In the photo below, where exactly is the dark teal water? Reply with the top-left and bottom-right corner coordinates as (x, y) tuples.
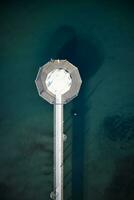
(1, 1), (134, 200)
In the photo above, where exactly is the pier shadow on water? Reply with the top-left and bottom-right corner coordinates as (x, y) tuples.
(47, 25), (104, 200)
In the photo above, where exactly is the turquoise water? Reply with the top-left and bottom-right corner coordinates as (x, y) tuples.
(1, 1), (134, 199)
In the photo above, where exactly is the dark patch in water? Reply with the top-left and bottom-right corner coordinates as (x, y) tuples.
(42, 169), (52, 176)
(103, 115), (134, 142)
(104, 156), (134, 200)
(21, 141), (53, 159)
(0, 182), (13, 200)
